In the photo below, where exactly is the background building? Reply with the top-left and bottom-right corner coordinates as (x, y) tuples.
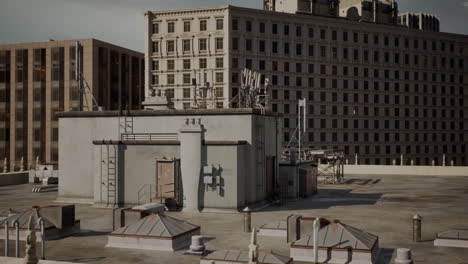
(263, 0), (340, 17)
(398, 12), (440, 32)
(0, 39), (144, 171)
(145, 3), (468, 166)
(339, 0), (398, 24)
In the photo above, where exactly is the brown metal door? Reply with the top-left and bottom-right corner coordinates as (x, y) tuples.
(155, 159), (182, 205)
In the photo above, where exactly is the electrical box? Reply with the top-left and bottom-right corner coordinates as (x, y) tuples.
(203, 166), (213, 175)
(204, 176), (213, 185)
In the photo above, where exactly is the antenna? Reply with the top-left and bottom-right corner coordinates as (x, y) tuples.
(76, 41), (101, 111)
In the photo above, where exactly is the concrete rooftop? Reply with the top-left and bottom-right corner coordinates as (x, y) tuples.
(0, 174), (467, 263)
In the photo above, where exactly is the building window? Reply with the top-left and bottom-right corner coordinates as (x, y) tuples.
(246, 21), (252, 32)
(259, 40), (266, 52)
(309, 28), (314, 38)
(216, 38), (224, 50)
(168, 22), (175, 33)
(320, 46), (326, 57)
(200, 20), (207, 31)
(167, 40), (175, 52)
(232, 19), (238, 30)
(296, 26), (302, 37)
(183, 39), (191, 51)
(152, 23), (159, 34)
(183, 88), (191, 99)
(216, 58), (223, 68)
(199, 39), (207, 51)
(216, 19), (224, 30)
(167, 60), (175, 70)
(183, 59), (191, 70)
(215, 87), (224, 97)
(152, 41), (159, 53)
(152, 60), (159, 71)
(296, 44), (302, 55)
(152, 75), (159, 85)
(183, 74), (191, 84)
(272, 23), (278, 34)
(52, 128), (59, 142)
(184, 21), (191, 32)
(199, 58), (207, 69)
(232, 38), (239, 50)
(215, 72), (224, 83)
(246, 39), (252, 51)
(260, 22), (265, 33)
(166, 88), (174, 98)
(167, 74), (175, 85)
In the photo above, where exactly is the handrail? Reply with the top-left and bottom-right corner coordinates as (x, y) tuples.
(12, 220), (19, 258)
(37, 218), (45, 260)
(121, 133), (178, 142)
(137, 184), (153, 205)
(4, 221), (8, 257)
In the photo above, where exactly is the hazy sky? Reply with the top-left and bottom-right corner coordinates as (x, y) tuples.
(1, 0), (467, 52)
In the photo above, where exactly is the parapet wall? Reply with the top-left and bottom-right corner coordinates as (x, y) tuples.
(343, 165), (468, 177)
(0, 172), (30, 186)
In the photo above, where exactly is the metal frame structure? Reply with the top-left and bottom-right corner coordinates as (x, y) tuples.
(282, 148), (345, 184)
(226, 68), (270, 113)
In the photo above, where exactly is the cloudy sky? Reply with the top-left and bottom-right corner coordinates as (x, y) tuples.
(0, 0), (467, 52)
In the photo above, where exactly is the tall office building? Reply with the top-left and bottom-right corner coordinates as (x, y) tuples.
(0, 39), (144, 171)
(144, 1), (468, 166)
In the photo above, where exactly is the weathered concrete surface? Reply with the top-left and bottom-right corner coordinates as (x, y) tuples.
(0, 257), (74, 263)
(1, 174), (468, 264)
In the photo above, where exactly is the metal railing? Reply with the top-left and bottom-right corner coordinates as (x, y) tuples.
(137, 184), (154, 205)
(121, 133), (178, 141)
(3, 219), (45, 258)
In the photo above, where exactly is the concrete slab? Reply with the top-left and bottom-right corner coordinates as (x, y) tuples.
(1, 174), (468, 263)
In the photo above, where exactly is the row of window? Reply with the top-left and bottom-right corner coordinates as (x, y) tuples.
(230, 39), (465, 69)
(272, 102), (465, 117)
(280, 117), (464, 130)
(152, 18), (466, 53)
(152, 19), (224, 34)
(151, 72), (224, 85)
(231, 19), (465, 53)
(152, 38), (224, 53)
(151, 58), (224, 71)
(294, 132), (465, 145)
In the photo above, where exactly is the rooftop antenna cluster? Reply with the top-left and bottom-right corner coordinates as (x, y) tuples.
(227, 68), (269, 114)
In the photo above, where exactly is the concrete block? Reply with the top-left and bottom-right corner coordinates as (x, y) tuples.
(287, 214), (302, 243)
(434, 238), (468, 248)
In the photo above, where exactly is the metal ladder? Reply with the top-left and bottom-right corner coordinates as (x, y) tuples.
(106, 145), (117, 207)
(119, 109), (134, 140)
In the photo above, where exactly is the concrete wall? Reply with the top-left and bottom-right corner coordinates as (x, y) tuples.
(58, 116), (119, 203)
(0, 172), (29, 186)
(58, 110), (279, 210)
(344, 165), (468, 177)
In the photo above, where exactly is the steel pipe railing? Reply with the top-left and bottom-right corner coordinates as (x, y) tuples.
(4, 221), (9, 257)
(37, 218), (45, 260)
(12, 220), (19, 258)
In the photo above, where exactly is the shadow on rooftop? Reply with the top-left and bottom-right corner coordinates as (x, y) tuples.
(56, 257), (106, 263)
(70, 230), (109, 238)
(263, 189), (383, 212)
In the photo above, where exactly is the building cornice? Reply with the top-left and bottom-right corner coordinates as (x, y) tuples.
(149, 6), (229, 16)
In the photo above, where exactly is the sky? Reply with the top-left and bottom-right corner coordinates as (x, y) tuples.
(0, 0), (467, 52)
